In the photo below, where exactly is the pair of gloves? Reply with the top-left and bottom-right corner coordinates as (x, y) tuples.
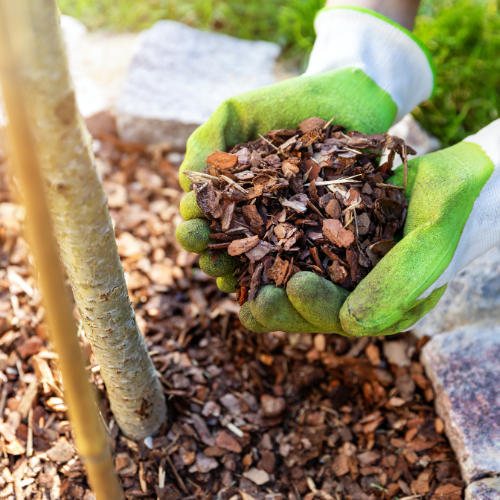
(176, 7), (500, 336)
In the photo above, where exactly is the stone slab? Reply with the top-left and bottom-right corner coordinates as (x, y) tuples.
(413, 245), (500, 337)
(421, 326), (500, 483)
(466, 478), (500, 500)
(115, 20), (280, 147)
(61, 15), (138, 117)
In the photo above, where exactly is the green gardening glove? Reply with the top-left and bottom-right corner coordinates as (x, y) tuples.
(340, 121), (500, 336)
(176, 7), (435, 334)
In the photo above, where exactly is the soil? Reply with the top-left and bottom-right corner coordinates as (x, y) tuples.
(0, 112), (463, 500)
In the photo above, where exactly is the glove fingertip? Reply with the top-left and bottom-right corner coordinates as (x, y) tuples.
(175, 219), (211, 254)
(180, 191), (205, 220)
(287, 272), (350, 335)
(217, 273), (238, 293)
(239, 302), (270, 333)
(199, 250), (237, 277)
(250, 285), (323, 334)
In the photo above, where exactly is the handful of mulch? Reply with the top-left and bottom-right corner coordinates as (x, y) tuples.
(184, 117), (415, 305)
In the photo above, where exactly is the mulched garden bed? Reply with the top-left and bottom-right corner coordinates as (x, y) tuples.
(0, 113), (463, 500)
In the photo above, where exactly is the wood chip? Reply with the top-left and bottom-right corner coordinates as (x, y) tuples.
(323, 219), (355, 248)
(206, 151), (239, 170)
(228, 235), (259, 256)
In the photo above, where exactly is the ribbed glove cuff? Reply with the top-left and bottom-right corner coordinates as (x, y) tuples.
(304, 7), (435, 123)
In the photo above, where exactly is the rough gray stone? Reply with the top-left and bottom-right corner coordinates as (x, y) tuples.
(421, 326), (500, 483)
(413, 245), (500, 337)
(61, 15), (138, 117)
(466, 478), (500, 500)
(116, 21), (280, 147)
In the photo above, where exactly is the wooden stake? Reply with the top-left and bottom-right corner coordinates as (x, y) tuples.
(0, 2), (123, 498)
(0, 0), (166, 440)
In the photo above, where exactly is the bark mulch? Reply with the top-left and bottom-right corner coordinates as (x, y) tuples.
(0, 112), (463, 500)
(186, 117), (412, 302)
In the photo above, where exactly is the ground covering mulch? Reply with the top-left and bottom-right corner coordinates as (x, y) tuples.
(0, 113), (463, 500)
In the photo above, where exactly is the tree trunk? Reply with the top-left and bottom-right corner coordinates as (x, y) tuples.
(0, 4), (124, 496)
(19, 0), (166, 440)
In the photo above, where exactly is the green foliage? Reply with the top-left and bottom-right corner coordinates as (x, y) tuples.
(413, 0), (500, 146)
(58, 0), (500, 145)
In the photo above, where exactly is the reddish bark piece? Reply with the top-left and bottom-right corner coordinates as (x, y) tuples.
(374, 198), (403, 223)
(242, 205), (264, 227)
(206, 150), (238, 170)
(243, 468), (270, 486)
(188, 453), (219, 473)
(261, 395), (285, 417)
(305, 159), (321, 181)
(282, 161), (300, 179)
(345, 188), (361, 206)
(194, 182), (220, 217)
(370, 239), (396, 257)
(299, 117), (327, 133)
(17, 336), (43, 358)
(46, 437), (75, 464)
(274, 223), (291, 240)
(327, 261), (348, 283)
(323, 219), (355, 248)
(221, 202), (236, 232)
(216, 431), (242, 453)
(310, 247), (323, 270)
(356, 212), (371, 236)
(267, 256), (289, 286)
(308, 179), (319, 202)
(249, 262), (263, 302)
(332, 454), (350, 477)
(362, 183), (373, 195)
(245, 241), (272, 262)
(228, 236), (259, 256)
(325, 199), (341, 219)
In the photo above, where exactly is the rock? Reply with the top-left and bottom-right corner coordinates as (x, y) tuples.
(46, 437), (75, 464)
(116, 21), (280, 147)
(466, 478), (500, 499)
(421, 326), (500, 483)
(413, 245), (500, 337)
(61, 15), (138, 117)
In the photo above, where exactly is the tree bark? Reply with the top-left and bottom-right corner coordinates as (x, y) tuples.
(19, 0), (166, 439)
(0, 4), (125, 496)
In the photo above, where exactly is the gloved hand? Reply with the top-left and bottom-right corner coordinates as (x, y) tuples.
(175, 7), (435, 333)
(339, 120), (500, 336)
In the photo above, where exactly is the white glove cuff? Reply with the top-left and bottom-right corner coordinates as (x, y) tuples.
(420, 119), (500, 299)
(304, 8), (435, 123)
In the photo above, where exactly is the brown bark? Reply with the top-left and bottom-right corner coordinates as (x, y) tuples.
(14, 0), (166, 439)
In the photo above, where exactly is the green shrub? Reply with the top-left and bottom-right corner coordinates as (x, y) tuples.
(414, 0), (500, 146)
